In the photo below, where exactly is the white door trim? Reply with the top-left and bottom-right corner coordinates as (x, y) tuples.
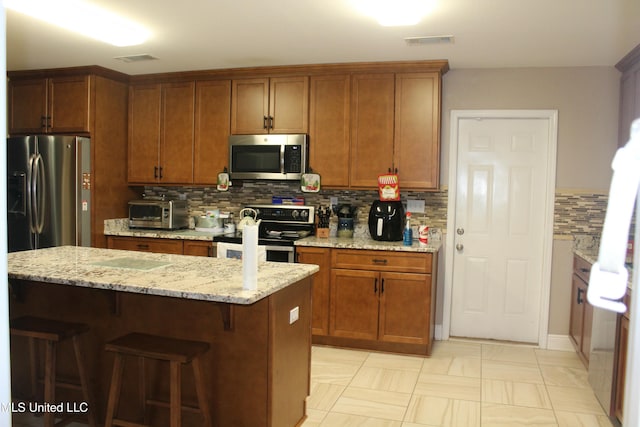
(443, 110), (558, 348)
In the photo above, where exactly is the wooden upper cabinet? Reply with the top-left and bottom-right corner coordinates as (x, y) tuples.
(350, 73), (395, 188)
(9, 75), (90, 134)
(349, 72), (442, 190)
(231, 76), (308, 134)
(394, 73), (441, 190)
(160, 82), (195, 184)
(309, 75), (350, 187)
(128, 82), (195, 184)
(194, 80), (231, 184)
(128, 84), (162, 183)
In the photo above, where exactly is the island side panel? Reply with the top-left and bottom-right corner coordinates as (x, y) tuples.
(268, 276), (312, 427)
(8, 278), (312, 427)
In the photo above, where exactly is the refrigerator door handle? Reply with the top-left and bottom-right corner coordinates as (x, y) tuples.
(34, 153), (46, 234)
(27, 154), (37, 233)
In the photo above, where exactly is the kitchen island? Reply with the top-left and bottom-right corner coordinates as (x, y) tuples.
(8, 246), (318, 427)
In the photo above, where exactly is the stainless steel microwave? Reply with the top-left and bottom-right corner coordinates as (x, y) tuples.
(128, 199), (189, 230)
(228, 134), (308, 180)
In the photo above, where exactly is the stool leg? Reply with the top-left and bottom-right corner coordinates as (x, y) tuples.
(104, 354), (124, 427)
(138, 356), (148, 424)
(43, 340), (56, 427)
(169, 361), (181, 427)
(72, 335), (97, 427)
(28, 337), (39, 402)
(191, 357), (212, 427)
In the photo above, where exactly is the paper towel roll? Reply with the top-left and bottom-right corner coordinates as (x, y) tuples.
(242, 224), (259, 290)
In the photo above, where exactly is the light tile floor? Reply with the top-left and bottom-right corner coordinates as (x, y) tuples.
(12, 340), (615, 427)
(302, 340), (616, 427)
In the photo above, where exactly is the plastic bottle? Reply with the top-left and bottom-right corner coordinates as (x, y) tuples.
(403, 212), (413, 246)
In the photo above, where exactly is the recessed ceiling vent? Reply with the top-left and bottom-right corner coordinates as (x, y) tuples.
(114, 54), (159, 63)
(404, 35), (454, 46)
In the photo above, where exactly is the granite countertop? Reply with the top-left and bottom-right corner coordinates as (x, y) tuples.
(7, 246), (319, 305)
(105, 218), (442, 253)
(295, 236), (442, 253)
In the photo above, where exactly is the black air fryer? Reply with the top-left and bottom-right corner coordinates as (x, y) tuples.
(368, 200), (404, 241)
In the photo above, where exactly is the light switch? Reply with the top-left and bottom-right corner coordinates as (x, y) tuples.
(407, 199), (425, 213)
(289, 306), (299, 324)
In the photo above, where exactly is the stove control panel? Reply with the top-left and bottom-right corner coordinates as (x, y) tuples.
(245, 205), (315, 224)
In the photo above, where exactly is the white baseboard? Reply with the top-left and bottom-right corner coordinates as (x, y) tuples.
(435, 324), (443, 340)
(546, 334), (574, 351)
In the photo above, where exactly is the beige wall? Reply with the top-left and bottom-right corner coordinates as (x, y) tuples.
(438, 67), (620, 338)
(441, 67), (621, 190)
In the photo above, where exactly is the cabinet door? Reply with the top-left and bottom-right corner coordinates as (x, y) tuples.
(8, 78), (48, 134)
(329, 269), (379, 340)
(106, 236), (183, 254)
(309, 75), (350, 187)
(269, 76), (309, 134)
(350, 73), (395, 188)
(615, 314), (629, 422)
(378, 272), (430, 344)
(394, 73), (440, 190)
(231, 78), (269, 134)
(183, 241), (214, 257)
(128, 84), (162, 183)
(48, 75), (90, 133)
(582, 293), (593, 363)
(569, 274), (584, 352)
(194, 80), (231, 184)
(296, 247), (331, 336)
(160, 82), (195, 184)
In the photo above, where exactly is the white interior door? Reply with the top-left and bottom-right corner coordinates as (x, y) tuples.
(445, 111), (557, 344)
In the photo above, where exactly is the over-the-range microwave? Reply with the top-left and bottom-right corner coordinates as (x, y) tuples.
(228, 134), (308, 180)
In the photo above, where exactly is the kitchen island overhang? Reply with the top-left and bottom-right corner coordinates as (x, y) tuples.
(7, 246), (319, 427)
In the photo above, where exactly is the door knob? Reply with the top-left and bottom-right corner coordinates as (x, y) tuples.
(456, 228), (465, 235)
(456, 243), (464, 251)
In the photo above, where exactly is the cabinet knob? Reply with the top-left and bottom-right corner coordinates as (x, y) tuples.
(456, 243), (464, 251)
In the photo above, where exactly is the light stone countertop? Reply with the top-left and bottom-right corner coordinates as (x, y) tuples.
(295, 236), (442, 253)
(7, 246), (319, 305)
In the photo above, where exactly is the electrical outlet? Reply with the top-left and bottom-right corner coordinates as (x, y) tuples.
(407, 199), (425, 213)
(330, 197), (338, 207)
(289, 306), (299, 324)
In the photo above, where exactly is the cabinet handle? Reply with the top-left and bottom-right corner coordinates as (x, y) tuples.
(374, 278), (378, 293)
(579, 268), (590, 274)
(137, 244), (150, 250)
(269, 116), (274, 129)
(372, 259), (388, 265)
(159, 166), (163, 179)
(154, 166), (158, 179)
(381, 278), (385, 294)
(263, 116), (268, 129)
(577, 287), (584, 304)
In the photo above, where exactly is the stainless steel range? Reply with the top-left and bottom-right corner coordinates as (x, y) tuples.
(213, 205), (315, 263)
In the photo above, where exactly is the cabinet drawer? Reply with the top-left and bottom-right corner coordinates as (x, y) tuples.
(107, 236), (184, 254)
(573, 255), (591, 283)
(332, 249), (431, 273)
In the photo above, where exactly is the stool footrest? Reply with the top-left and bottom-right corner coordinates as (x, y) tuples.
(105, 333), (209, 362)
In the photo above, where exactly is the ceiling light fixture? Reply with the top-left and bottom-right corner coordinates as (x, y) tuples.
(351, 0), (437, 26)
(5, 0), (150, 47)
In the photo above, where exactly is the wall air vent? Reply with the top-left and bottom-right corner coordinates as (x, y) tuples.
(404, 35), (454, 46)
(114, 54), (159, 63)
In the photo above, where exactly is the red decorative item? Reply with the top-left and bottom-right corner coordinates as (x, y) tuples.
(377, 174), (400, 201)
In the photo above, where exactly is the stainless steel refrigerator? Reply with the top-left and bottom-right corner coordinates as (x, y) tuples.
(7, 135), (91, 252)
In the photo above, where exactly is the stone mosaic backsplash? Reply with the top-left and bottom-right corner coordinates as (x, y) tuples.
(143, 184), (613, 238)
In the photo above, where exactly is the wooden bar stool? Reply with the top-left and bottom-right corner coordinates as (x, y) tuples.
(104, 332), (212, 427)
(9, 316), (97, 427)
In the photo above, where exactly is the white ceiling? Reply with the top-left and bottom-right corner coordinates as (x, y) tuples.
(6, 0), (640, 75)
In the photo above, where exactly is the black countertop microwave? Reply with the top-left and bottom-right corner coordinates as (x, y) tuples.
(228, 134), (308, 180)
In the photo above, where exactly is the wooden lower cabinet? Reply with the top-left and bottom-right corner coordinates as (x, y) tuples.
(569, 255), (593, 366)
(107, 236), (183, 254)
(184, 240), (215, 257)
(614, 289), (631, 423)
(295, 247), (331, 336)
(309, 248), (437, 355)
